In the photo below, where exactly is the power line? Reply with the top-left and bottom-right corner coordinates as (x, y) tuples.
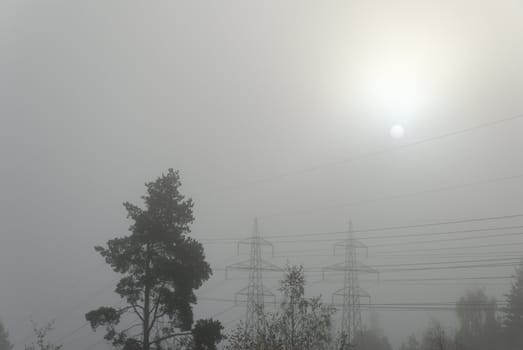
(290, 224), (523, 242)
(346, 257), (521, 268)
(246, 229), (523, 246)
(286, 257), (521, 271)
(374, 241), (523, 254)
(366, 231), (523, 248)
(12, 261), (110, 328)
(195, 113), (523, 197)
(53, 322), (90, 345)
(224, 275), (516, 285)
(274, 252), (523, 260)
(197, 213), (523, 242)
(216, 260), (520, 274)
(275, 241), (523, 256)
(197, 297), (507, 307)
(13, 277), (118, 349)
(261, 172), (523, 220)
(310, 262), (519, 273)
(271, 213), (523, 238)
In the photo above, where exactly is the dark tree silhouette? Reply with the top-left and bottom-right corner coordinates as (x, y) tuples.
(0, 321), (13, 350)
(192, 319), (224, 350)
(85, 169), (211, 350)
(503, 257), (523, 349)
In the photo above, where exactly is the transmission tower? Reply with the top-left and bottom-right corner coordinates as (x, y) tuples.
(226, 217), (281, 343)
(322, 221), (378, 350)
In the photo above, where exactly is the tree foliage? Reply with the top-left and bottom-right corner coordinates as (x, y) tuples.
(225, 265), (334, 350)
(503, 257), (523, 349)
(421, 320), (453, 350)
(24, 321), (62, 350)
(224, 321), (257, 350)
(192, 319), (224, 350)
(355, 312), (393, 350)
(354, 329), (393, 350)
(0, 321), (13, 350)
(85, 170), (212, 350)
(455, 288), (499, 350)
(399, 334), (421, 350)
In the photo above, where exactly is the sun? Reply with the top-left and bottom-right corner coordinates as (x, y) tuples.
(389, 124), (405, 139)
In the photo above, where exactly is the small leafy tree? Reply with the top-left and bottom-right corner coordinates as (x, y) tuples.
(24, 321), (62, 350)
(224, 321), (256, 350)
(0, 321), (13, 350)
(225, 265), (334, 350)
(503, 257), (523, 349)
(85, 170), (212, 350)
(272, 265), (334, 350)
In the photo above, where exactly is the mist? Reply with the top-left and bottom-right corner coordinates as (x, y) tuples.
(2, 1), (523, 349)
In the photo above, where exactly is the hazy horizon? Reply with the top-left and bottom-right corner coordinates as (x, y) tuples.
(2, 1), (523, 349)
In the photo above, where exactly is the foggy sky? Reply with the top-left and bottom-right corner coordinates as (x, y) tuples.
(2, 1), (523, 349)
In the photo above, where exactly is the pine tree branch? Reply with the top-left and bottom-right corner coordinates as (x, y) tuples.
(148, 331), (193, 345)
(148, 284), (166, 333)
(130, 303), (145, 323)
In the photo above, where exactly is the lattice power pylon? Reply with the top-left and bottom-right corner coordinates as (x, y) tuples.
(323, 221), (378, 350)
(226, 217), (280, 345)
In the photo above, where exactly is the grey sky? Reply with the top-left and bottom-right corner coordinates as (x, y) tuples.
(2, 1), (523, 349)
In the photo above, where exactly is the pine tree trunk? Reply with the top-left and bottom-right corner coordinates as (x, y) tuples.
(143, 243), (152, 350)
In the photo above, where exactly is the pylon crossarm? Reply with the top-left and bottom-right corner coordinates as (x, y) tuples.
(356, 287), (370, 299)
(333, 238), (367, 249)
(355, 262), (379, 274)
(237, 237), (273, 249)
(332, 286), (371, 299)
(226, 260), (251, 271)
(257, 237), (274, 246)
(235, 286), (249, 295)
(236, 287), (276, 298)
(323, 262), (346, 271)
(334, 243), (367, 256)
(323, 266), (375, 273)
(234, 287), (249, 305)
(256, 237), (276, 257)
(260, 259), (282, 271)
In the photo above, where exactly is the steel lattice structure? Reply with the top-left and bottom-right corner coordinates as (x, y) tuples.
(226, 217), (280, 345)
(323, 221), (378, 350)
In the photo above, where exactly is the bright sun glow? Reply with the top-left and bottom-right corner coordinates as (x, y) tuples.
(389, 124), (405, 139)
(363, 57), (427, 119)
(328, 39), (458, 136)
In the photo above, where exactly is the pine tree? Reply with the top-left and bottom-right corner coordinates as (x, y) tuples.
(85, 169), (212, 350)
